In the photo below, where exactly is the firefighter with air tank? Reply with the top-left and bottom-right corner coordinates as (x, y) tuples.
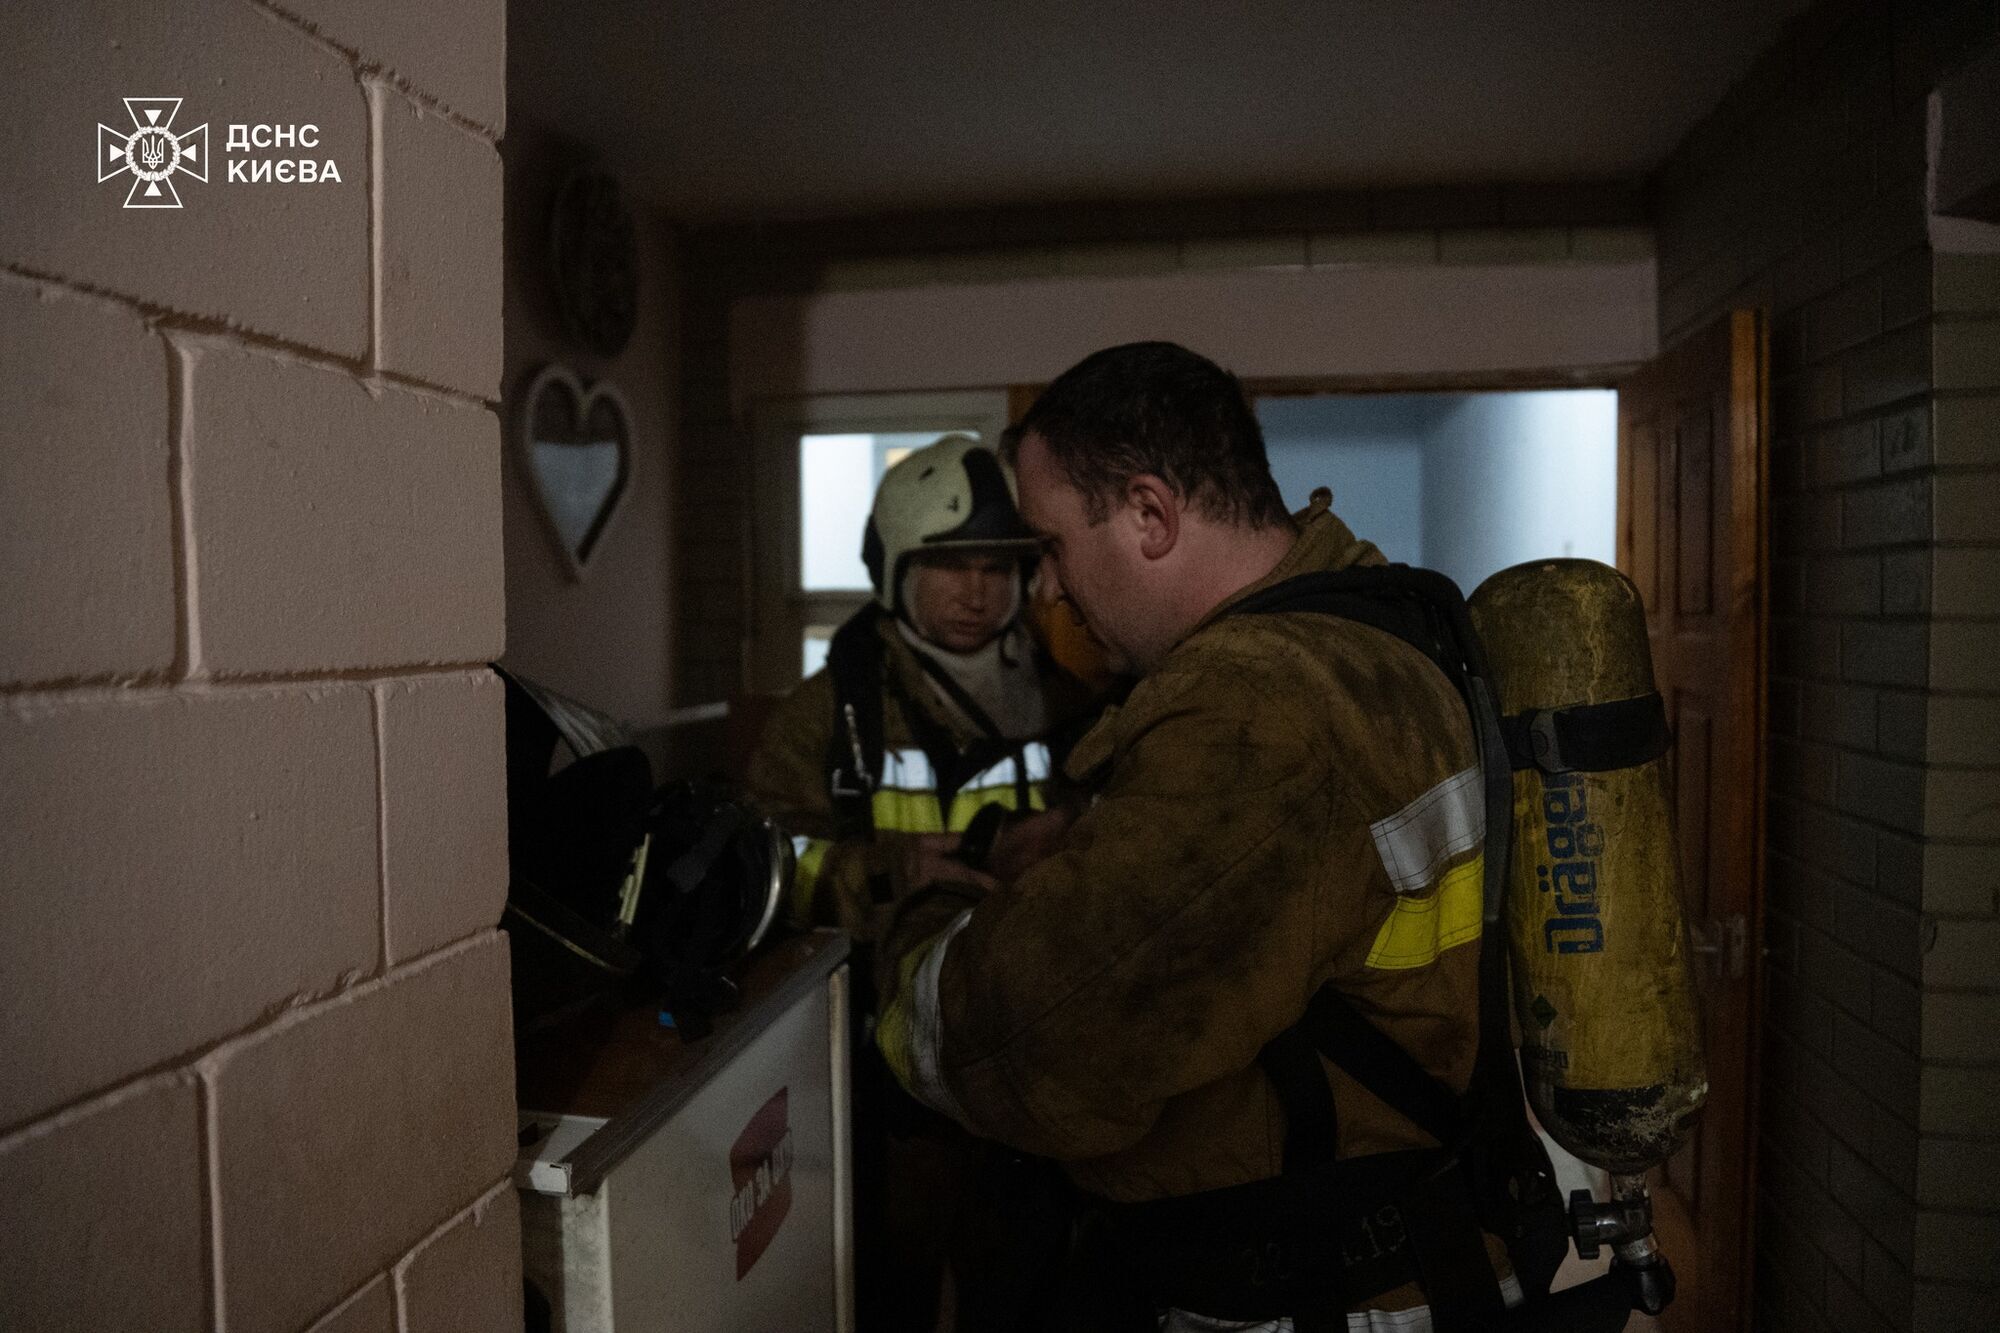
(864, 343), (1706, 1332)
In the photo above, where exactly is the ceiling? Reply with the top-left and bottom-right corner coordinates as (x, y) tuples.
(511, 0), (1808, 224)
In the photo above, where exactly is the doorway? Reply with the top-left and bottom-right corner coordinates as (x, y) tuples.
(1252, 388), (1620, 594)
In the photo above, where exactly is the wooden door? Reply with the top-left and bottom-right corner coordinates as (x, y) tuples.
(1007, 383), (1043, 424)
(1616, 310), (1768, 1332)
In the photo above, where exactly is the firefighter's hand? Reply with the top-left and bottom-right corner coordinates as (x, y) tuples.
(986, 807), (1077, 885)
(886, 831), (999, 898)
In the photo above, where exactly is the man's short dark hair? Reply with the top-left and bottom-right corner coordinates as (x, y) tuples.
(1006, 342), (1290, 529)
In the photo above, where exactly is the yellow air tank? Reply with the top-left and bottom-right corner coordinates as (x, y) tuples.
(1468, 559), (1707, 1176)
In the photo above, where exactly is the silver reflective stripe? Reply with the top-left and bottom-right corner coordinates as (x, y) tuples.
(906, 910), (974, 1125)
(790, 834), (811, 859)
(1368, 765), (1484, 897)
(961, 754), (1019, 793)
(881, 747), (937, 791)
(1020, 741), (1052, 782)
(961, 742), (1052, 794)
(885, 743), (1050, 795)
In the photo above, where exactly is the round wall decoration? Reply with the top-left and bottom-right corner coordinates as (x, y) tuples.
(549, 170), (639, 358)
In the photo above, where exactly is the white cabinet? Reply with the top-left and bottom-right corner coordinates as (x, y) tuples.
(516, 933), (853, 1332)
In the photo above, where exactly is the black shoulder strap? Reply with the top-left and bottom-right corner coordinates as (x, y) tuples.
(824, 608), (1022, 849)
(825, 607), (888, 841)
(1301, 988), (1464, 1146)
(1226, 563), (1570, 1304)
(1226, 566), (1490, 688)
(1227, 566), (1501, 1136)
(1227, 563), (1513, 929)
(1256, 1023), (1341, 1173)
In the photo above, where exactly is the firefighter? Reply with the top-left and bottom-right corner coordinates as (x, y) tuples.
(748, 432), (1092, 933)
(748, 431), (1093, 1331)
(875, 344), (1530, 1332)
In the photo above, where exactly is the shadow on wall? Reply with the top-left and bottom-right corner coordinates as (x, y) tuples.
(499, 117), (682, 729)
(1256, 389), (1619, 593)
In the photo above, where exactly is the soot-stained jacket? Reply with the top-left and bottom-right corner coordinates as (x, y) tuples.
(876, 498), (1489, 1219)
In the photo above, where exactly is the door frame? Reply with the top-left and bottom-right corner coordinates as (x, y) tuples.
(1241, 365), (1639, 399)
(1614, 309), (1769, 1332)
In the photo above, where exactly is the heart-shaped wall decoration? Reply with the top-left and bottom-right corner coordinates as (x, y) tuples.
(516, 364), (632, 579)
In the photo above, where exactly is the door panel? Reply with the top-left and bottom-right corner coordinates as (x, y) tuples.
(1679, 416), (1715, 617)
(1616, 310), (1767, 1333)
(1622, 420), (1660, 610)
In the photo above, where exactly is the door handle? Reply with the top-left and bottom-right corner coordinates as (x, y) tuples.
(1689, 913), (1749, 981)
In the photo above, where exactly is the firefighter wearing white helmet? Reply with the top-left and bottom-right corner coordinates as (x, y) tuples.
(751, 432), (1088, 931)
(747, 433), (1094, 1329)
(866, 432), (1037, 608)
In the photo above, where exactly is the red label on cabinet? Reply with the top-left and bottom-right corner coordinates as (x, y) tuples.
(728, 1086), (794, 1279)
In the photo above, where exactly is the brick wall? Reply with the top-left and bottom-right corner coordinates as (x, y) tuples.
(0, 2), (517, 1330)
(1651, 1), (2000, 1329)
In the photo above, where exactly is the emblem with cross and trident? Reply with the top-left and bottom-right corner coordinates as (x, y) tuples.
(97, 98), (208, 209)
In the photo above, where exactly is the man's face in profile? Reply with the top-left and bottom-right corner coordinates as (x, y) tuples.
(1014, 431), (1142, 676)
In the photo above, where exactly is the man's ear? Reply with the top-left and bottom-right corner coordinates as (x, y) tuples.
(1126, 474), (1180, 561)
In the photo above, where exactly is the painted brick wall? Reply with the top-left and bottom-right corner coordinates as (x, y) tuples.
(1651, 1), (2000, 1329)
(0, 2), (518, 1330)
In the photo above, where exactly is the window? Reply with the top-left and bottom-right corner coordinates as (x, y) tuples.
(802, 623), (836, 678)
(1253, 389), (1617, 594)
(799, 433), (943, 591)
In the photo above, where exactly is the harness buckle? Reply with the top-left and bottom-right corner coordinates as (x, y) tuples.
(1526, 710), (1567, 773)
(834, 702), (876, 799)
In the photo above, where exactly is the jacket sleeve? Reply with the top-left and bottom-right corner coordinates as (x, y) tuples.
(877, 649), (1353, 1160)
(745, 672), (888, 935)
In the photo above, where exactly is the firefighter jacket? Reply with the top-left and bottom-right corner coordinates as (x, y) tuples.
(747, 612), (1091, 938)
(875, 497), (1489, 1212)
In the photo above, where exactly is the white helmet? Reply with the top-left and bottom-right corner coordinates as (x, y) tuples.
(862, 434), (1040, 613)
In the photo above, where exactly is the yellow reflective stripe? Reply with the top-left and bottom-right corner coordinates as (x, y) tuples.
(871, 788), (946, 833)
(791, 837), (831, 921)
(1366, 854), (1485, 970)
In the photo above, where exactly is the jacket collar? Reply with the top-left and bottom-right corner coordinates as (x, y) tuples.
(1063, 493), (1385, 782)
(1192, 492), (1387, 636)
